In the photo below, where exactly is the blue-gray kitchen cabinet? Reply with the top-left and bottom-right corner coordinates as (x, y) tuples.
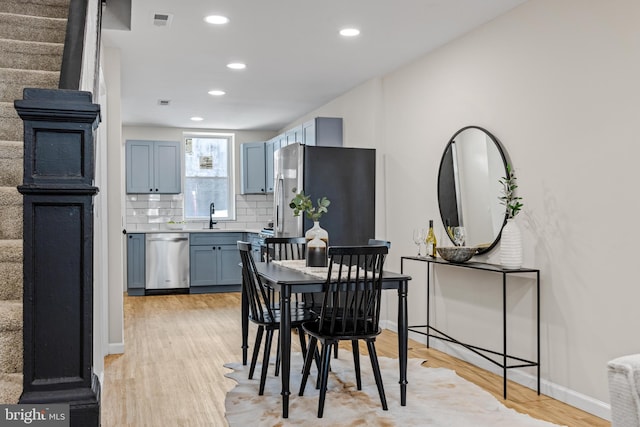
(265, 140), (275, 193)
(126, 233), (145, 296)
(240, 142), (267, 194)
(189, 232), (243, 293)
(302, 117), (343, 147)
(126, 140), (181, 194)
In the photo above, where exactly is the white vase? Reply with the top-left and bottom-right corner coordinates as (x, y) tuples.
(500, 218), (523, 269)
(305, 221), (328, 267)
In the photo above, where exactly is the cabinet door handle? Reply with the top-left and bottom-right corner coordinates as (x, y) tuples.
(149, 188), (153, 192)
(212, 247), (216, 250)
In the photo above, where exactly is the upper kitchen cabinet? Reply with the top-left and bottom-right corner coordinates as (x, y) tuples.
(126, 140), (181, 194)
(285, 125), (303, 145)
(278, 133), (287, 149)
(240, 142), (267, 194)
(302, 117), (343, 147)
(265, 139), (275, 193)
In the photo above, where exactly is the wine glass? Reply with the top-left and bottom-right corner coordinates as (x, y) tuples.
(452, 226), (466, 247)
(412, 228), (425, 256)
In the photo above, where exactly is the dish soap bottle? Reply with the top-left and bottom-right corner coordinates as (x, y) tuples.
(425, 219), (437, 257)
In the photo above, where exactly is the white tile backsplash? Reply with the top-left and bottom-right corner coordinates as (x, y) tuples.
(125, 193), (273, 231)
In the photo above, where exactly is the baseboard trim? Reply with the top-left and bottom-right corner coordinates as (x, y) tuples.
(108, 342), (124, 355)
(381, 320), (611, 421)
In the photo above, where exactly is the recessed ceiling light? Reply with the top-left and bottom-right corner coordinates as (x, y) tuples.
(190, 116), (204, 121)
(208, 90), (226, 96)
(339, 28), (360, 37)
(227, 62), (246, 70)
(204, 15), (229, 25)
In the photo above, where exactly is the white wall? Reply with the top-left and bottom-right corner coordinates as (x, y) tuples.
(284, 0), (640, 418)
(103, 46), (125, 354)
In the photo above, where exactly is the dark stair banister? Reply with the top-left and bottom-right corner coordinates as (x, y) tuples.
(16, 89), (101, 427)
(59, 0), (102, 94)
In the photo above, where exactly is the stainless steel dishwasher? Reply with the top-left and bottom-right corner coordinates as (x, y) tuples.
(145, 233), (189, 290)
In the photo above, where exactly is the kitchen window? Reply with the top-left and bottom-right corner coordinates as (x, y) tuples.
(184, 133), (235, 221)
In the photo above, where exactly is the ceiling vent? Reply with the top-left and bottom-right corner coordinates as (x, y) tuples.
(158, 99), (171, 106)
(153, 13), (173, 27)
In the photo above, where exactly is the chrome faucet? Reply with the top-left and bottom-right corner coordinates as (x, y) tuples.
(209, 202), (217, 229)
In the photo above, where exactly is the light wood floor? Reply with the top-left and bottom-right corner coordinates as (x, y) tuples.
(102, 292), (609, 426)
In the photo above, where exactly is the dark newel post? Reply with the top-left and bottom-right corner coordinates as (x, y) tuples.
(15, 89), (101, 426)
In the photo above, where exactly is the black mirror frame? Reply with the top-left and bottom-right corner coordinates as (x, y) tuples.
(436, 125), (509, 255)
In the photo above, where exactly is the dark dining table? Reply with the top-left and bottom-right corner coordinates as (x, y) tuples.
(240, 261), (412, 418)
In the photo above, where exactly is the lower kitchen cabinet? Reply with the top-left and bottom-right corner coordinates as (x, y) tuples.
(189, 233), (243, 293)
(126, 233), (145, 296)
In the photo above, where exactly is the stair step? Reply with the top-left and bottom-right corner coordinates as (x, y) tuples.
(0, 12), (66, 44)
(0, 239), (22, 301)
(0, 0), (70, 20)
(0, 141), (23, 188)
(0, 39), (64, 72)
(0, 69), (60, 103)
(0, 102), (22, 142)
(0, 300), (23, 377)
(0, 240), (22, 301)
(0, 373), (22, 404)
(0, 240), (22, 264)
(0, 188), (22, 241)
(0, 300), (21, 332)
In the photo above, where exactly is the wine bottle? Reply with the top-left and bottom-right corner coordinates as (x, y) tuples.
(425, 219), (437, 257)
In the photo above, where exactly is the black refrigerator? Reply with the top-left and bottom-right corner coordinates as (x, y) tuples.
(273, 143), (375, 246)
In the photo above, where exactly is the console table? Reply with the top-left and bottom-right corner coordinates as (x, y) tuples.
(400, 255), (540, 399)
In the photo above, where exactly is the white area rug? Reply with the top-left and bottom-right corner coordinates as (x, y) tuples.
(224, 354), (562, 427)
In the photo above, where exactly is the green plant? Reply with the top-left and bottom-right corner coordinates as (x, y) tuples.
(498, 164), (523, 219)
(289, 189), (330, 221)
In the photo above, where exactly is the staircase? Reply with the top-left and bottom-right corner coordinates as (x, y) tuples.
(0, 0), (69, 403)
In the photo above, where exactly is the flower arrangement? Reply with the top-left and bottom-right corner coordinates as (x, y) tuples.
(289, 188), (330, 221)
(498, 164), (523, 219)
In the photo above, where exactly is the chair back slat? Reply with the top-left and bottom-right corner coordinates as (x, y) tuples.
(265, 237), (306, 262)
(367, 240), (390, 270)
(367, 239), (391, 249)
(319, 245), (387, 337)
(238, 241), (274, 323)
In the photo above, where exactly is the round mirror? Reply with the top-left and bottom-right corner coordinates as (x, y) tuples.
(437, 126), (508, 254)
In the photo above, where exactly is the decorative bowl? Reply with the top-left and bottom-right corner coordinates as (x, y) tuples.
(436, 246), (477, 263)
(166, 222), (186, 230)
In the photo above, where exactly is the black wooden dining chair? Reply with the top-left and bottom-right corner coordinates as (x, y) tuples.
(264, 236), (308, 307)
(365, 239), (391, 275)
(326, 239), (391, 360)
(265, 236), (324, 310)
(263, 236), (312, 375)
(264, 236), (306, 263)
(237, 241), (316, 395)
(299, 245), (389, 418)
(367, 238), (391, 248)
